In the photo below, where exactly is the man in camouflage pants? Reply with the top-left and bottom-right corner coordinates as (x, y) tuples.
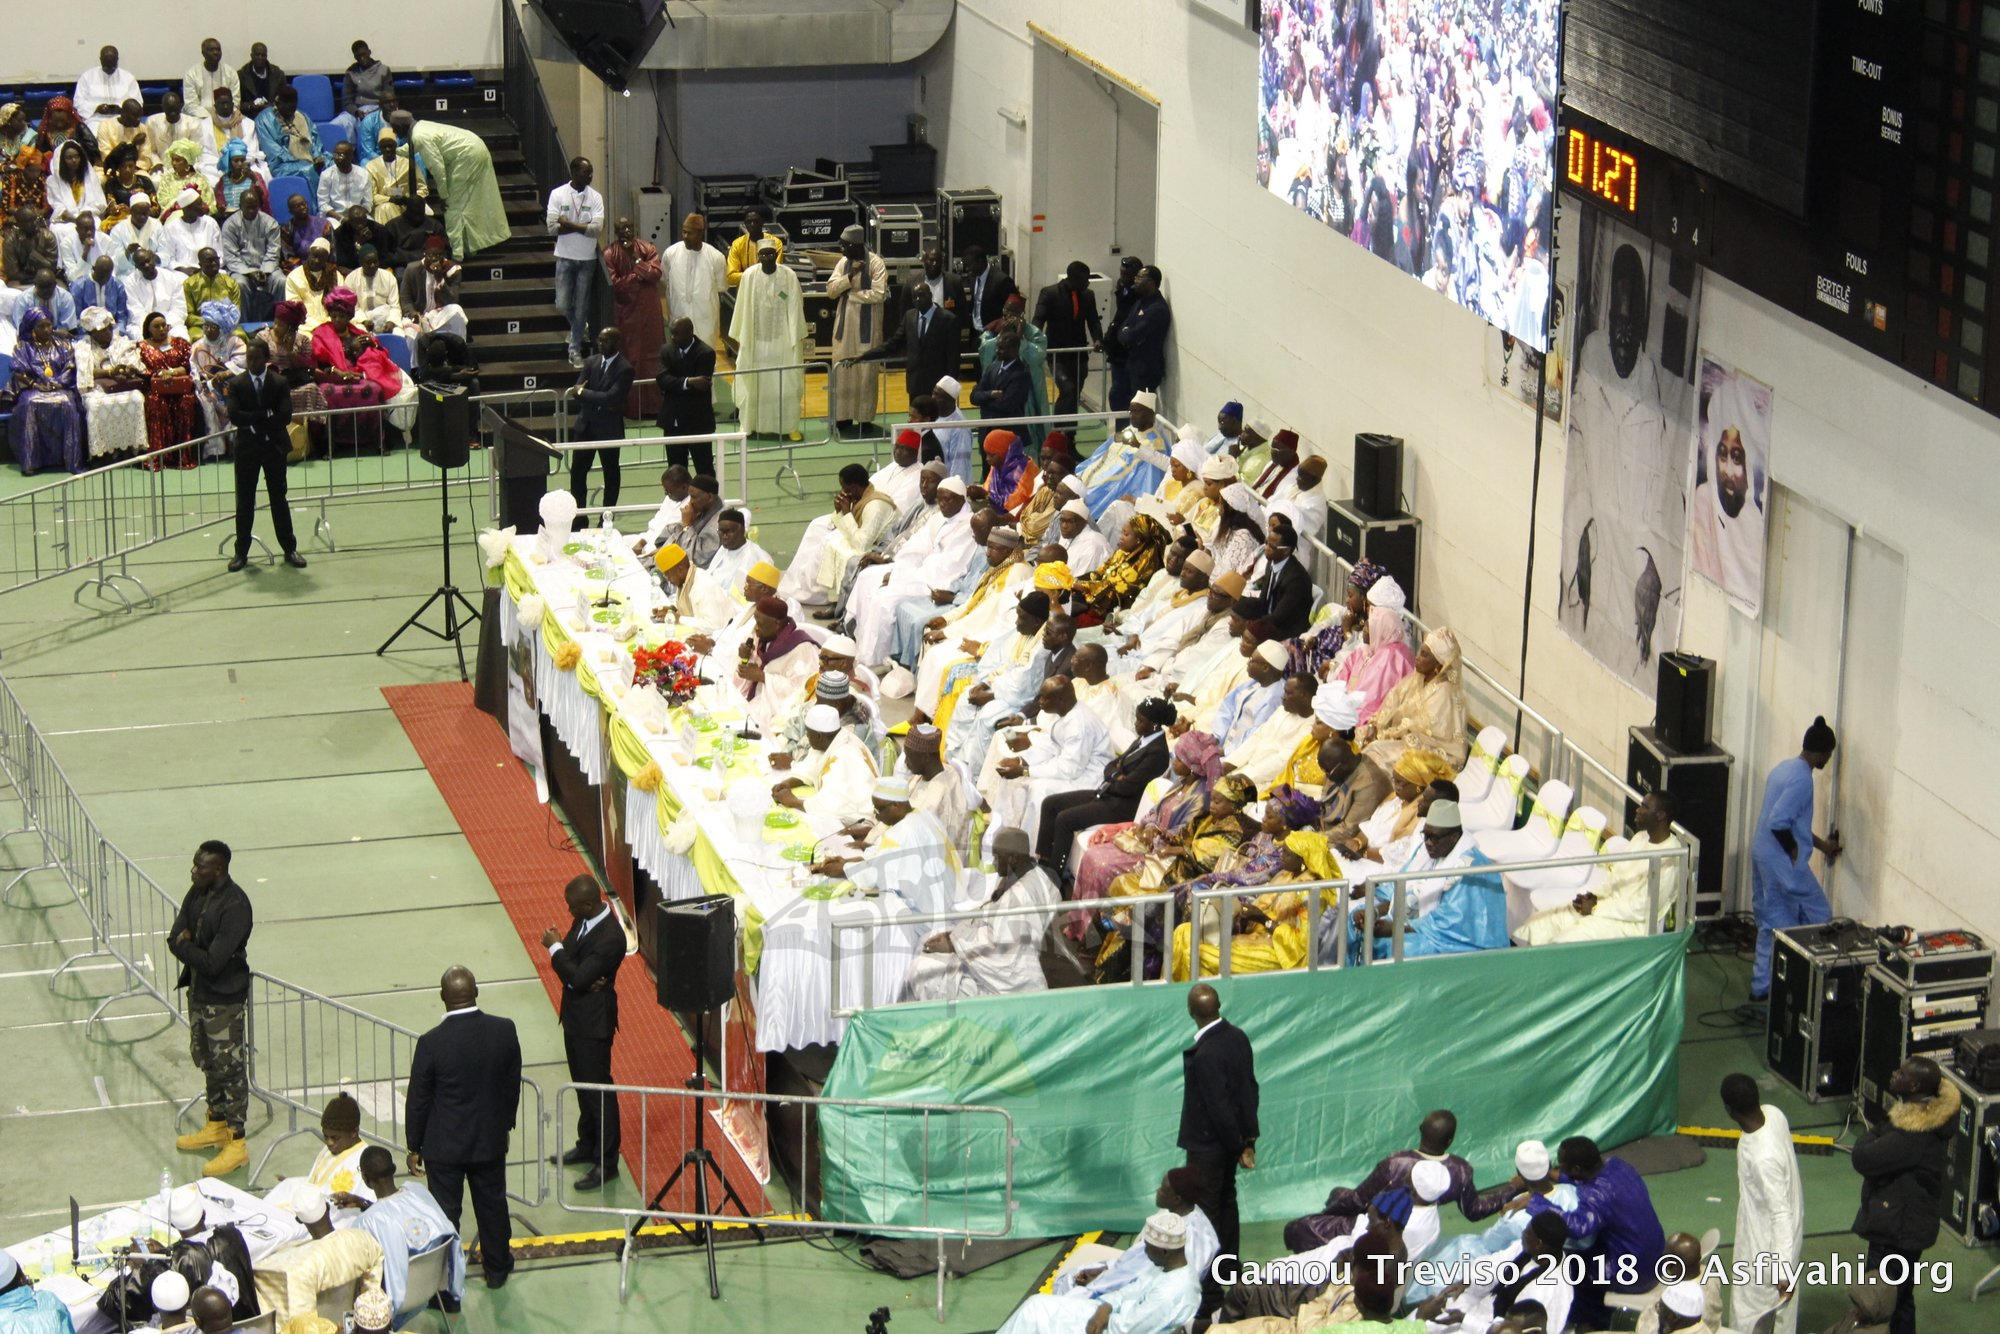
(170, 840), (254, 1177)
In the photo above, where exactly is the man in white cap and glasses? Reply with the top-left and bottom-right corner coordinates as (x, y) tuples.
(773, 703), (879, 840)
(902, 825), (1056, 1000)
(729, 236), (808, 439)
(848, 472), (975, 668)
(827, 222), (890, 437)
(931, 375), (975, 482)
(253, 1192), (385, 1321)
(1414, 1210), (1576, 1334)
(999, 1207), (1200, 1334)
(1056, 498), (1111, 577)
(812, 774), (961, 913)
(1369, 799), (1508, 958)
(1652, 1281), (1719, 1334)
(0, 1249), (72, 1328)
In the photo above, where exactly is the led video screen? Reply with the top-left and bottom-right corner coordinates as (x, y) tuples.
(1258, 0), (1560, 349)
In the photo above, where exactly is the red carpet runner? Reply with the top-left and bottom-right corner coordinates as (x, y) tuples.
(381, 682), (768, 1216)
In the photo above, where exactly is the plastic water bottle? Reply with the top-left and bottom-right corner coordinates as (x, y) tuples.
(159, 1165), (174, 1219)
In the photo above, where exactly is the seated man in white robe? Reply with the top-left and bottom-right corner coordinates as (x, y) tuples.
(1168, 597), (1262, 716)
(912, 528), (1034, 716)
(1052, 1168), (1220, 1300)
(986, 675), (1114, 842)
(850, 474), (973, 668)
(1055, 498), (1111, 576)
(897, 723), (974, 856)
(945, 590), (1054, 773)
(1412, 1210), (1574, 1334)
(1113, 551), (1219, 677)
(1000, 1208), (1200, 1334)
(722, 596), (822, 732)
(813, 775), (961, 916)
(649, 541), (737, 634)
(704, 508), (775, 593)
(336, 1146), (464, 1312)
(769, 668), (882, 768)
(781, 442), (923, 605)
(1268, 450), (1329, 548)
(887, 509), (1000, 673)
(684, 559), (785, 669)
(829, 459), (947, 623)
(264, 1093), (374, 1223)
(1517, 792), (1682, 946)
(1222, 671), (1318, 793)
(903, 827), (1058, 1001)
(1406, 1141), (1580, 1304)
(1209, 641), (1290, 752)
(771, 704), (878, 840)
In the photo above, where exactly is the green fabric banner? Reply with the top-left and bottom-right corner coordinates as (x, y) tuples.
(818, 932), (1687, 1239)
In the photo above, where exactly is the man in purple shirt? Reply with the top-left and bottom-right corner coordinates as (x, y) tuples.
(1528, 1135), (1667, 1329)
(1284, 1108), (1511, 1252)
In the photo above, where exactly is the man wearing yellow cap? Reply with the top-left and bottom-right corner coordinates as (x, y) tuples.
(650, 542), (735, 632)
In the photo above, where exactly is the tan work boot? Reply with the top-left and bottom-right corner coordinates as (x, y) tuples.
(175, 1119), (231, 1152)
(202, 1135), (248, 1178)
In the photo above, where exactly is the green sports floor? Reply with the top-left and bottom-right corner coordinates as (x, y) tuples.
(0, 434), (1992, 1332)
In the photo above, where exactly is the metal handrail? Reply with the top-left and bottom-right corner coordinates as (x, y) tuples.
(553, 1080), (1014, 1320)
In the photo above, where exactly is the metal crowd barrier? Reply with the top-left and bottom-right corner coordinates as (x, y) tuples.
(553, 1081), (1014, 1320)
(0, 389), (567, 608)
(830, 840), (1694, 1014)
(244, 972), (548, 1210)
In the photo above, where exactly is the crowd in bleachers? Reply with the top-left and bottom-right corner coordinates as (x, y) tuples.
(0, 38), (483, 474)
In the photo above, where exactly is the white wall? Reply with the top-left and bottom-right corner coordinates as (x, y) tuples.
(2, 1), (501, 84)
(920, 0), (2000, 942)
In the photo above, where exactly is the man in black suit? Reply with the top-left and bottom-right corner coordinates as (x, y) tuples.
(542, 874), (625, 1190)
(1034, 696), (1176, 878)
(656, 315), (717, 477)
(1102, 255), (1144, 412)
(962, 245), (1019, 336)
(970, 330), (1032, 422)
(917, 246), (968, 325)
(225, 340), (305, 572)
(865, 280), (961, 404)
(1033, 260), (1104, 418)
(1257, 516), (1314, 638)
(406, 966), (522, 1290)
(1117, 264), (1173, 409)
(1180, 982), (1258, 1313)
(569, 327), (637, 512)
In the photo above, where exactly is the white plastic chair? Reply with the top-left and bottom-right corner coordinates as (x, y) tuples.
(1503, 807), (1609, 934)
(315, 1279), (357, 1322)
(398, 1238), (458, 1329)
(1472, 779), (1573, 862)
(1452, 726), (1509, 805)
(1460, 754), (1528, 835)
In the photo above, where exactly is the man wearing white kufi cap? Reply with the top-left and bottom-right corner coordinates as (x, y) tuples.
(771, 702), (878, 840)
(998, 1206), (1200, 1334)
(1210, 639), (1290, 753)
(1653, 1280), (1719, 1334)
(902, 825), (1056, 1001)
(0, 1248), (74, 1327)
(1223, 666), (1316, 793)
(1078, 388), (1171, 521)
(815, 773), (961, 915)
(1055, 497), (1111, 576)
(1376, 799), (1509, 958)
(1407, 1140), (1583, 1304)
(848, 473), (977, 669)
(928, 374), (977, 483)
(253, 1188), (385, 1322)
(157, 189), (219, 275)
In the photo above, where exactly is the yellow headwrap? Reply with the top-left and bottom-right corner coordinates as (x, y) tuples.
(747, 559), (782, 589)
(1033, 561), (1074, 591)
(1393, 748), (1453, 789)
(1283, 829), (1339, 879)
(653, 542), (688, 573)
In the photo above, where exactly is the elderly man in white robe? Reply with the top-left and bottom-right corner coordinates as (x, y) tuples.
(830, 455), (946, 619)
(851, 474), (973, 667)
(999, 1208), (1200, 1334)
(662, 212), (732, 417)
(730, 237), (808, 438)
(985, 675), (1114, 843)
(896, 723), (975, 855)
(814, 775), (962, 916)
(1114, 554), (1223, 676)
(649, 541), (738, 635)
(772, 704), (880, 841)
(780, 439), (923, 606)
(1054, 498), (1111, 577)
(945, 591), (1060, 773)
(912, 529), (1035, 716)
(931, 375), (975, 483)
(903, 826), (1058, 1001)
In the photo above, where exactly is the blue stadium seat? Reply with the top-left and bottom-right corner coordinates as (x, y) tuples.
(314, 120), (349, 151)
(139, 82), (175, 105)
(392, 74), (426, 91)
(431, 71), (476, 89)
(292, 74), (336, 123)
(378, 333), (413, 371)
(265, 176), (311, 214)
(25, 86), (66, 106)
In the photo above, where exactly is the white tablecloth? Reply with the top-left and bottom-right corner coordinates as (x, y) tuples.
(8, 1179), (308, 1331)
(507, 533), (922, 1051)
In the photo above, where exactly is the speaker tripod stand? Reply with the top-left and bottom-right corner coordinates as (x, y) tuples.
(377, 463), (481, 680)
(622, 1015), (763, 1300)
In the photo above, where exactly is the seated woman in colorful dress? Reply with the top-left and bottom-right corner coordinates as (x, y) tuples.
(8, 307), (86, 474)
(136, 309), (200, 469)
(1172, 825), (1344, 981)
(73, 304), (149, 460)
(189, 299), (246, 448)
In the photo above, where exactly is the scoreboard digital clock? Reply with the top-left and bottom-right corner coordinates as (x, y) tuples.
(1565, 127), (1642, 216)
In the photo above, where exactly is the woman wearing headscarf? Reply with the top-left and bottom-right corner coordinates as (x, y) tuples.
(1338, 748), (1453, 864)
(213, 140), (267, 218)
(189, 299), (246, 443)
(1333, 572), (1415, 721)
(1211, 482), (1268, 576)
(1073, 514), (1168, 621)
(1069, 727), (1224, 926)
(160, 140), (215, 217)
(136, 310), (199, 468)
(1298, 558), (1385, 677)
(1099, 770), (1260, 979)
(32, 97), (99, 165)
(309, 286), (412, 448)
(283, 236), (337, 328)
(254, 299), (325, 462)
(0, 103), (48, 218)
(1172, 817), (1344, 980)
(45, 141), (105, 223)
(8, 307), (85, 474)
(73, 305), (149, 459)
(1361, 626), (1469, 768)
(982, 428), (1030, 499)
(96, 143), (155, 227)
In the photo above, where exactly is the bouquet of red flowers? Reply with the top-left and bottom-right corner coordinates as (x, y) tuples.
(631, 641), (703, 703)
